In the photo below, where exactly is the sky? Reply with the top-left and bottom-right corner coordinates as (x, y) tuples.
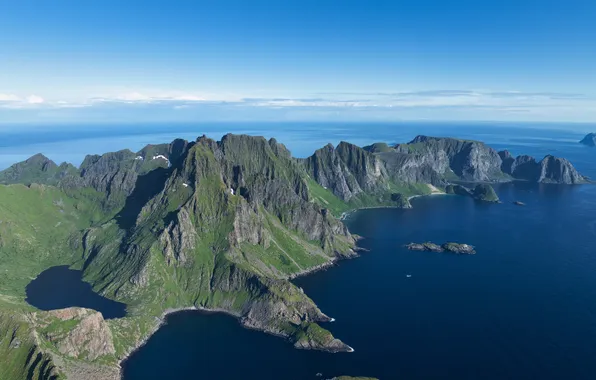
(1, 0), (596, 123)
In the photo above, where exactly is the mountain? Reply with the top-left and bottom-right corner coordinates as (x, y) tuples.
(0, 153), (78, 186)
(0, 133), (587, 379)
(446, 183), (500, 203)
(580, 133), (596, 147)
(393, 135), (505, 182)
(498, 151), (587, 184)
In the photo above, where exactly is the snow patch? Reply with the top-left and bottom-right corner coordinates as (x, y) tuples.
(152, 154), (169, 162)
(135, 156), (144, 160)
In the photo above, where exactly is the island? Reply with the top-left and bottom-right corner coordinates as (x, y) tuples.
(406, 242), (476, 254)
(580, 133), (596, 147)
(0, 133), (585, 379)
(445, 183), (500, 203)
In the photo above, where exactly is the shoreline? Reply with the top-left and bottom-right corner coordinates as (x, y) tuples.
(339, 191), (447, 221)
(118, 192), (455, 373)
(117, 252), (356, 373)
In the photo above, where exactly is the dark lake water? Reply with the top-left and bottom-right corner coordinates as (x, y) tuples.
(123, 130), (596, 380)
(25, 265), (127, 319)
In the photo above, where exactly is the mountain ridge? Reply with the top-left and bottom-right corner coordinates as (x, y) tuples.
(0, 133), (588, 379)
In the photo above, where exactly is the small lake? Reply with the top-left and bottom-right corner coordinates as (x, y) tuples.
(25, 265), (127, 319)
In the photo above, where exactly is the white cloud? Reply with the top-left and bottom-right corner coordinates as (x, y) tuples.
(26, 95), (45, 104)
(0, 94), (45, 108)
(95, 91), (208, 103)
(0, 89), (595, 122)
(0, 94), (21, 102)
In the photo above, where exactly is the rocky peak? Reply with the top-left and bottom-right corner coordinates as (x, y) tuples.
(538, 155), (587, 184)
(580, 133), (596, 147)
(0, 153), (78, 186)
(303, 142), (387, 201)
(394, 136), (503, 182)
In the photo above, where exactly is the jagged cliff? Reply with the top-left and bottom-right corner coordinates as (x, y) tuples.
(394, 135), (505, 182)
(0, 132), (588, 379)
(302, 142), (389, 201)
(499, 150), (587, 184)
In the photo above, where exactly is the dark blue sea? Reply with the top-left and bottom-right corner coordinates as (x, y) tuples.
(11, 122), (596, 379)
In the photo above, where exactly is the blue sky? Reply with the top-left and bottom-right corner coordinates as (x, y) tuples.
(1, 0), (596, 123)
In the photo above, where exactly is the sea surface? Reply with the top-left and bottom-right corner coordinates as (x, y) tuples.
(15, 122), (596, 379)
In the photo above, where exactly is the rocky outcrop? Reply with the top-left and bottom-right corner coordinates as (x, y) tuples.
(159, 207), (197, 266)
(580, 133), (596, 147)
(302, 142), (388, 201)
(406, 242), (476, 254)
(499, 150), (587, 184)
(471, 184), (500, 202)
(34, 308), (115, 362)
(394, 136), (504, 182)
(292, 321), (353, 353)
(537, 155), (587, 184)
(445, 183), (499, 202)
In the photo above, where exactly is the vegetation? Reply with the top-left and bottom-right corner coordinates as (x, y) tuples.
(472, 184), (500, 202)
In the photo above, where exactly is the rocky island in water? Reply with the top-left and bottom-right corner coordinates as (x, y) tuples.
(406, 242), (477, 254)
(580, 133), (596, 147)
(0, 133), (587, 380)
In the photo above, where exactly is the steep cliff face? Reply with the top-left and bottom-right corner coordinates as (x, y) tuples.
(394, 136), (504, 181)
(302, 142), (388, 201)
(537, 155), (587, 184)
(499, 150), (587, 184)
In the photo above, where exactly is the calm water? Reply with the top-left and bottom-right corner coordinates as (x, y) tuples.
(26, 265), (127, 319)
(122, 127), (596, 380)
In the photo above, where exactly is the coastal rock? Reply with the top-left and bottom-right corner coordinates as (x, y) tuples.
(442, 242), (476, 254)
(498, 150), (587, 184)
(406, 242), (476, 254)
(292, 322), (353, 353)
(580, 133), (596, 147)
(394, 136), (504, 182)
(445, 184), (473, 197)
(445, 183), (499, 202)
(537, 155), (587, 184)
(472, 184), (500, 202)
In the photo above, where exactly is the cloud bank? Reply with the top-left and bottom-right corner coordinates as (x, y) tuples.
(0, 89), (595, 123)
